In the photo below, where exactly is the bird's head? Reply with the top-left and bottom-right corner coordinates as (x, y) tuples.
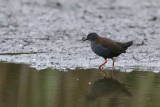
(82, 33), (99, 41)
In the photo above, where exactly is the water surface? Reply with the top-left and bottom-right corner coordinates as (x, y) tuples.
(0, 62), (160, 107)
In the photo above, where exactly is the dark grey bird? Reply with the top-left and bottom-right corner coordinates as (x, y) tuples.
(83, 33), (133, 76)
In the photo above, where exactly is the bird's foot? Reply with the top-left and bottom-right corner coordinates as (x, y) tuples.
(104, 72), (107, 77)
(111, 74), (114, 78)
(99, 67), (107, 77)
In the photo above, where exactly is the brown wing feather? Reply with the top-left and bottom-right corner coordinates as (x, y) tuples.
(95, 37), (125, 56)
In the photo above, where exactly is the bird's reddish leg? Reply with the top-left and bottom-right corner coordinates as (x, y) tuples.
(111, 58), (115, 77)
(112, 58), (115, 70)
(99, 59), (107, 76)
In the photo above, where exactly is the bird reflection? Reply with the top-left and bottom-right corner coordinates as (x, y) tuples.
(85, 77), (131, 102)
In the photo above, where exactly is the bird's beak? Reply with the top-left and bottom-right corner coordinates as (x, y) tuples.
(82, 37), (88, 41)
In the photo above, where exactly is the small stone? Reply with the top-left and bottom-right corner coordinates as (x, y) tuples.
(149, 16), (157, 21)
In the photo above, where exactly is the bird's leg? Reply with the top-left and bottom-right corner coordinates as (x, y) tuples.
(99, 59), (107, 76)
(112, 58), (115, 70)
(111, 58), (115, 77)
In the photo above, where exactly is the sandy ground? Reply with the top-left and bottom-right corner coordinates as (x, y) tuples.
(0, 0), (160, 72)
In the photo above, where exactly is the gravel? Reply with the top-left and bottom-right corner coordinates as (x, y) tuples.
(0, 0), (160, 72)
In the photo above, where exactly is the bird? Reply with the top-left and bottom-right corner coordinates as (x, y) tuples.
(82, 32), (133, 76)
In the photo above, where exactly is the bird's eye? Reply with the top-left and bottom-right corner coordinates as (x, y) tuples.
(88, 36), (91, 38)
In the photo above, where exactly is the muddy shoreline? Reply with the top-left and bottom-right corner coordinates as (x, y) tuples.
(0, 0), (160, 72)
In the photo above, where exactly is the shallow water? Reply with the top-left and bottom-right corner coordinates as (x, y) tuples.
(0, 62), (160, 107)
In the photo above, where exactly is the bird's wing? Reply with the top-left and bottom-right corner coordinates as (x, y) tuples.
(95, 37), (125, 54)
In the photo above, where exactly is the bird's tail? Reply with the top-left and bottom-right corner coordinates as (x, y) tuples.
(116, 41), (133, 50)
